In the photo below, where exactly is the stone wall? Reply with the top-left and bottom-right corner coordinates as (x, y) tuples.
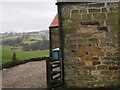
(50, 27), (60, 51)
(58, 2), (120, 88)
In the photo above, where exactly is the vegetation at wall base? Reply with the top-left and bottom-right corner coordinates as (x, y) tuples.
(1, 56), (49, 70)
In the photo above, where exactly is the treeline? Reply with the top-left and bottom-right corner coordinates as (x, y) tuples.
(2, 37), (49, 51)
(2, 37), (23, 46)
(22, 40), (49, 51)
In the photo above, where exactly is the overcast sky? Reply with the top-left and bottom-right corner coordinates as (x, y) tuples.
(0, 0), (57, 33)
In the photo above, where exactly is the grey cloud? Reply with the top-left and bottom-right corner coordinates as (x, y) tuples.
(1, 1), (57, 32)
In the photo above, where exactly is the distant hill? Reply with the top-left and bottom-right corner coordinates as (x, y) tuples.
(1, 30), (49, 38)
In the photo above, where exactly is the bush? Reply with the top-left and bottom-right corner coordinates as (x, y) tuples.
(30, 39), (36, 41)
(2, 37), (23, 46)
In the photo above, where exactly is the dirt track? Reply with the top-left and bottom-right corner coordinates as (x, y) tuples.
(2, 60), (47, 88)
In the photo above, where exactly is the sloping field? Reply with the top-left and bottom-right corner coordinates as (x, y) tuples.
(1, 45), (49, 63)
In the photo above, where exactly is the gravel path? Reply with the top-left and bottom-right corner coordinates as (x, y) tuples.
(2, 60), (47, 88)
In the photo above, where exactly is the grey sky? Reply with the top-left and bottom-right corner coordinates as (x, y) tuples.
(0, 0), (57, 33)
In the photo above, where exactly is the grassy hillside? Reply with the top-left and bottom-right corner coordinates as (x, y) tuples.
(1, 45), (49, 64)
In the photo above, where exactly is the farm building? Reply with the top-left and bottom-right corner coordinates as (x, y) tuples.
(48, 14), (62, 88)
(49, 14), (60, 58)
(48, 0), (120, 88)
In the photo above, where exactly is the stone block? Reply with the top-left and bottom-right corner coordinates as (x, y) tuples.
(77, 70), (89, 75)
(80, 21), (99, 25)
(67, 80), (87, 88)
(81, 56), (92, 61)
(93, 60), (101, 65)
(100, 70), (114, 76)
(82, 42), (93, 47)
(106, 12), (118, 26)
(115, 61), (120, 65)
(85, 60), (93, 65)
(62, 9), (71, 20)
(101, 57), (112, 60)
(97, 26), (108, 32)
(78, 61), (85, 66)
(111, 57), (120, 61)
(98, 21), (105, 26)
(72, 33), (91, 38)
(89, 8), (100, 13)
(63, 20), (74, 28)
(81, 33), (92, 38)
(113, 70), (119, 76)
(94, 31), (105, 39)
(64, 28), (76, 35)
(88, 38), (99, 42)
(71, 10), (81, 21)
(83, 66), (96, 70)
(102, 8), (107, 12)
(89, 3), (105, 7)
(92, 47), (104, 56)
(103, 60), (116, 65)
(80, 8), (87, 13)
(91, 70), (100, 76)
(93, 13), (106, 21)
(109, 66), (119, 70)
(112, 38), (118, 47)
(106, 52), (113, 56)
(77, 75), (97, 81)
(77, 38), (87, 43)
(113, 52), (120, 57)
(92, 57), (100, 61)
(71, 50), (86, 57)
(97, 65), (108, 70)
(107, 2), (119, 7)
(109, 6), (118, 12)
(82, 14), (92, 21)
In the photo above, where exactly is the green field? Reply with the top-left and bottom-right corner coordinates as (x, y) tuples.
(22, 35), (42, 44)
(1, 45), (49, 64)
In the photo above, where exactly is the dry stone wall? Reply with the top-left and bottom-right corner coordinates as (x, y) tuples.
(59, 2), (120, 88)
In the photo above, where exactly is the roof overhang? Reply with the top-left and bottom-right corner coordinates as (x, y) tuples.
(49, 26), (58, 28)
(57, 0), (120, 2)
(49, 14), (59, 28)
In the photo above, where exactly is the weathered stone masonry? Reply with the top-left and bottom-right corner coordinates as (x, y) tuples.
(50, 27), (59, 50)
(57, 2), (120, 88)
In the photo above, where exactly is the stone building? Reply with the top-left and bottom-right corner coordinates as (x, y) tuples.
(49, 14), (60, 57)
(56, 0), (120, 88)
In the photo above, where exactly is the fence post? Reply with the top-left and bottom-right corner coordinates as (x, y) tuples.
(46, 57), (51, 88)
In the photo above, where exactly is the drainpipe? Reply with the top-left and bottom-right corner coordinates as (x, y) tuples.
(57, 3), (65, 87)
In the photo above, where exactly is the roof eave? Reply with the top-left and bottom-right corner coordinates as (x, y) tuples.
(56, 0), (120, 4)
(57, 0), (119, 2)
(49, 26), (59, 28)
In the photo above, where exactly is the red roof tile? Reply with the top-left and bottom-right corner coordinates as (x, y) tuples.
(49, 14), (58, 27)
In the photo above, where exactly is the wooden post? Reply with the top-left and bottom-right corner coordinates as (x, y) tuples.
(46, 57), (51, 88)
